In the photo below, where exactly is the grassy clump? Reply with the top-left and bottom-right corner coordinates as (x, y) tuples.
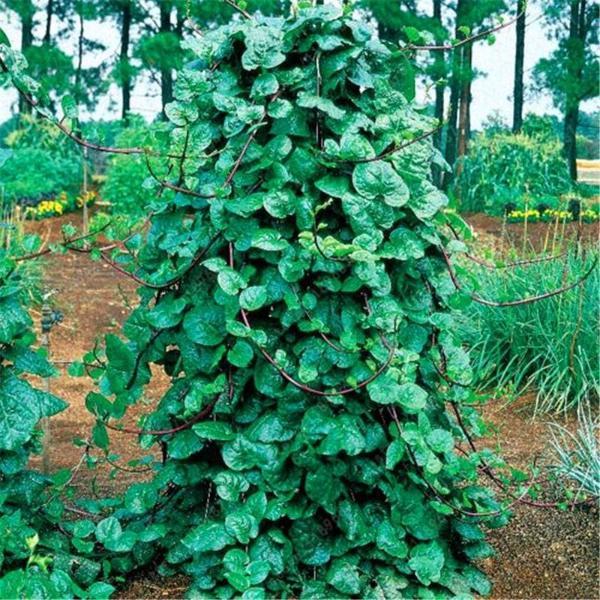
(549, 404), (600, 498)
(462, 250), (599, 413)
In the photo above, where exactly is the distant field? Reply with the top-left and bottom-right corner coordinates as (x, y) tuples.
(577, 159), (600, 185)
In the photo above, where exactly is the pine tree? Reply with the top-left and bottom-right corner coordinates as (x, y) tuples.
(535, 0), (599, 180)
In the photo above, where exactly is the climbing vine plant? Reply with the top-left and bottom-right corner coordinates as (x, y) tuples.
(0, 6), (523, 598)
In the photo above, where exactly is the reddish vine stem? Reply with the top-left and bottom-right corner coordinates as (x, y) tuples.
(402, 8), (530, 52)
(387, 407), (531, 518)
(311, 224), (351, 264)
(176, 128), (191, 187)
(323, 126), (440, 164)
(448, 400), (595, 510)
(441, 247), (598, 308)
(0, 55), (184, 160)
(98, 232), (221, 291)
(12, 222), (111, 262)
(445, 221), (568, 270)
(350, 127), (441, 164)
(227, 242), (395, 396)
(223, 0), (252, 19)
(241, 305), (396, 397)
(103, 453), (154, 474)
(144, 155), (217, 199)
(104, 398), (215, 437)
(224, 122), (267, 187)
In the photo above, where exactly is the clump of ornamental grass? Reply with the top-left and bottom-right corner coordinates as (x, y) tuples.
(548, 404), (600, 499)
(463, 249), (599, 414)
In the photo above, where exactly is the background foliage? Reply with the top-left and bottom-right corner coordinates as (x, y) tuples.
(454, 129), (573, 215)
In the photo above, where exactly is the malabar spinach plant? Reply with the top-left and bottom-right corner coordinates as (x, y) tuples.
(0, 6), (521, 598)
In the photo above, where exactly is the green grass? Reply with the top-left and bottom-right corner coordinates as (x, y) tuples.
(462, 249), (599, 414)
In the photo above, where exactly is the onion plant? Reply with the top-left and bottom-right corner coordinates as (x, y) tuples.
(462, 249), (599, 413)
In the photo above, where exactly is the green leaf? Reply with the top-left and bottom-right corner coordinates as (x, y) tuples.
(0, 148), (13, 169)
(124, 483), (158, 515)
(410, 183), (448, 220)
(146, 295), (187, 329)
(397, 383), (428, 413)
(367, 374), (428, 412)
(218, 268), (247, 296)
(0, 296), (31, 344)
(104, 334), (136, 392)
(426, 429), (454, 454)
(183, 521), (234, 553)
(239, 286), (268, 311)
(376, 520), (408, 558)
(251, 73), (279, 98)
(352, 161), (409, 207)
(315, 174), (349, 198)
(242, 26), (286, 70)
(95, 517), (136, 553)
(0, 373), (66, 451)
(408, 541), (445, 586)
(326, 559), (361, 595)
(381, 227), (425, 260)
(61, 95), (78, 119)
(87, 582), (116, 598)
(247, 413), (294, 443)
(305, 466), (342, 513)
(193, 421), (235, 441)
(317, 414), (365, 456)
(228, 340), (254, 367)
(385, 439), (405, 469)
(213, 472), (250, 501)
(297, 92), (346, 120)
(264, 190), (296, 218)
(183, 304), (226, 346)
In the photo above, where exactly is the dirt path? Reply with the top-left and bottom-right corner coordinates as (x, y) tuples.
(23, 212), (600, 600)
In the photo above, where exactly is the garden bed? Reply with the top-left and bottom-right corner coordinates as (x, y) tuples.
(24, 212), (599, 600)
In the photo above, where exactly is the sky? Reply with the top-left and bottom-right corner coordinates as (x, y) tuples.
(0, 1), (597, 129)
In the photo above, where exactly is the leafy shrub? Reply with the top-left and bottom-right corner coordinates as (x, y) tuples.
(0, 204), (43, 301)
(0, 244), (87, 596)
(455, 131), (573, 215)
(0, 117), (83, 205)
(463, 251), (599, 413)
(100, 118), (168, 215)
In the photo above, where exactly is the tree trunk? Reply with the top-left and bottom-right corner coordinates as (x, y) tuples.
(43, 0), (54, 44)
(74, 8), (84, 105)
(160, 2), (174, 116)
(19, 7), (34, 115)
(120, 1), (132, 121)
(176, 5), (185, 39)
(432, 0), (445, 187)
(563, 0), (585, 181)
(456, 41), (472, 170)
(512, 0), (526, 133)
(443, 0), (466, 189)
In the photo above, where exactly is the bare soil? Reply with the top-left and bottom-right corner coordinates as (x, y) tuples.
(23, 212), (600, 600)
